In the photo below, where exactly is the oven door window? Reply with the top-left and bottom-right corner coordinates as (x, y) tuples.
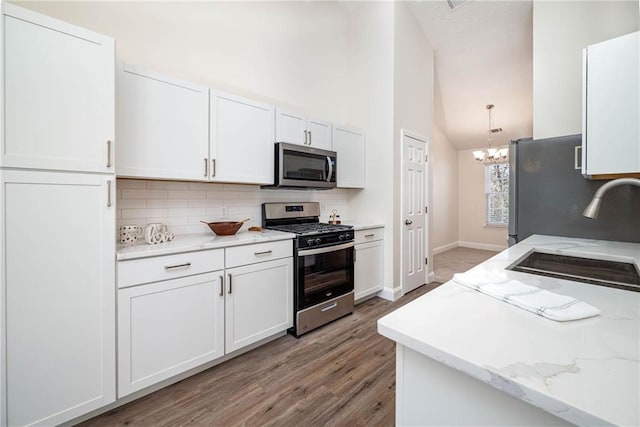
(283, 150), (328, 182)
(298, 246), (354, 309)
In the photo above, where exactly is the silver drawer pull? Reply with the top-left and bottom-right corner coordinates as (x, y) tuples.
(106, 140), (112, 168)
(254, 250), (273, 256)
(219, 275), (224, 297)
(164, 262), (192, 270)
(364, 233), (375, 238)
(321, 302), (338, 312)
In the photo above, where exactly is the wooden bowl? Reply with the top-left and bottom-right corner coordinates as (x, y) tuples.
(202, 221), (243, 236)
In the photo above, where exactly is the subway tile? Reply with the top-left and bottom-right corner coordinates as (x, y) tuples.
(117, 199), (147, 209)
(189, 199), (224, 208)
(208, 191), (234, 199)
(146, 180), (190, 190)
(116, 179), (148, 189)
(168, 207), (207, 217)
(147, 199), (190, 208)
(121, 208), (168, 219)
(122, 189), (167, 199)
(188, 182), (224, 191)
(168, 190), (206, 199)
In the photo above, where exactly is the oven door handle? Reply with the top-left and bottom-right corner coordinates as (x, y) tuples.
(298, 241), (354, 256)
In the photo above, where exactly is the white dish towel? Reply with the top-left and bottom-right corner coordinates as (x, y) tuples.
(453, 272), (600, 322)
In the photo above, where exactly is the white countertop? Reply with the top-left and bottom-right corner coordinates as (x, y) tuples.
(378, 235), (640, 426)
(117, 230), (296, 261)
(341, 221), (385, 231)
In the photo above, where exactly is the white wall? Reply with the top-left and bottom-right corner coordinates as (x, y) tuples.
(343, 2), (396, 291)
(458, 149), (508, 251)
(432, 126), (459, 253)
(18, 1), (352, 124)
(533, 0), (639, 139)
(393, 2), (435, 284)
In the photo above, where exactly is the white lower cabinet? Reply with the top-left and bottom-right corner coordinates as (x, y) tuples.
(117, 272), (225, 397)
(354, 228), (384, 302)
(116, 241), (293, 398)
(2, 170), (115, 426)
(226, 258), (293, 353)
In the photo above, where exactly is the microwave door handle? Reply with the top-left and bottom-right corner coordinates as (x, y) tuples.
(326, 156), (334, 182)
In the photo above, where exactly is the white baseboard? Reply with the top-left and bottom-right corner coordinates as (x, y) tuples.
(378, 286), (402, 302)
(458, 241), (507, 252)
(433, 241), (459, 255)
(427, 271), (435, 283)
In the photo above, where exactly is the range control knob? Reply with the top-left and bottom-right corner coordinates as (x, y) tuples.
(314, 238), (322, 245)
(306, 238), (316, 246)
(338, 234), (345, 241)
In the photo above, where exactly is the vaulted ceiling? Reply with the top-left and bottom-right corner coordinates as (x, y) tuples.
(408, 0), (533, 150)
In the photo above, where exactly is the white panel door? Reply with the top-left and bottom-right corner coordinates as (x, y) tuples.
(117, 272), (224, 397)
(333, 125), (365, 188)
(116, 64), (209, 181)
(225, 258), (293, 353)
(307, 118), (333, 150)
(2, 170), (115, 426)
(275, 108), (307, 145)
(402, 132), (426, 295)
(584, 31), (639, 176)
(210, 92), (275, 184)
(2, 4), (114, 173)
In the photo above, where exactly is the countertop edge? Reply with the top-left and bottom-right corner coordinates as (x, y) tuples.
(377, 315), (611, 427)
(117, 231), (296, 261)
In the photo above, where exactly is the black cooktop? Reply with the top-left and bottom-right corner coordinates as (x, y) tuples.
(267, 222), (353, 236)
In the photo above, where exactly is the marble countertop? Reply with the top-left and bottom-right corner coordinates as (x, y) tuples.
(340, 221), (385, 231)
(378, 235), (640, 426)
(117, 230), (296, 261)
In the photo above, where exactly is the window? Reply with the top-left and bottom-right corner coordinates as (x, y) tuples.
(485, 163), (509, 226)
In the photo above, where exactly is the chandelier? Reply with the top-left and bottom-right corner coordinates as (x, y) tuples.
(473, 104), (508, 163)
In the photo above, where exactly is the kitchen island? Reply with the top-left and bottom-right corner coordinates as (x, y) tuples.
(378, 235), (639, 426)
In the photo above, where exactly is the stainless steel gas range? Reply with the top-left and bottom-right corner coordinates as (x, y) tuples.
(262, 202), (354, 336)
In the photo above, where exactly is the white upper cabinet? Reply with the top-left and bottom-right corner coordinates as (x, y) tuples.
(210, 92), (275, 184)
(2, 4), (114, 173)
(275, 108), (332, 149)
(582, 31), (640, 177)
(333, 125), (366, 188)
(116, 65), (209, 181)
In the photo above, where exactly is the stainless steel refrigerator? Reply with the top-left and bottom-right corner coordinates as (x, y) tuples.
(508, 134), (640, 245)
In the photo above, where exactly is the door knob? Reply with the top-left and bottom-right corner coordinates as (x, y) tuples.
(405, 219), (413, 225)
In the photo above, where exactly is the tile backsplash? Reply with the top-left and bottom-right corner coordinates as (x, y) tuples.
(116, 179), (350, 236)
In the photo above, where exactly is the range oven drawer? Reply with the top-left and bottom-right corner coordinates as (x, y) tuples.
(295, 292), (354, 336)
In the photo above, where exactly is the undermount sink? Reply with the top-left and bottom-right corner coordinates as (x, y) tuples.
(508, 251), (640, 292)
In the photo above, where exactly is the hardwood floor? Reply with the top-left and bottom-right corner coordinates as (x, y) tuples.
(80, 284), (439, 426)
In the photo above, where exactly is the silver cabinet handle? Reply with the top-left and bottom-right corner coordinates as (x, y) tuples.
(106, 140), (112, 168)
(254, 250), (273, 256)
(107, 180), (112, 207)
(405, 219), (412, 225)
(228, 273), (232, 294)
(164, 262), (192, 270)
(321, 302), (337, 312)
(211, 159), (216, 178)
(304, 130), (309, 145)
(574, 146), (582, 170)
(309, 130), (312, 145)
(364, 233), (375, 238)
(204, 158), (208, 177)
(219, 275), (224, 297)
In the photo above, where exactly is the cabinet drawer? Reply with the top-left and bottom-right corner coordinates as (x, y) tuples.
(355, 227), (384, 244)
(118, 249), (224, 288)
(225, 240), (293, 269)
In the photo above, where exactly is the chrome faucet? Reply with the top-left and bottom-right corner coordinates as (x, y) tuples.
(582, 178), (640, 219)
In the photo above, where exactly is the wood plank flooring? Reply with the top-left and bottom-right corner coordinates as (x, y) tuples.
(80, 284), (440, 426)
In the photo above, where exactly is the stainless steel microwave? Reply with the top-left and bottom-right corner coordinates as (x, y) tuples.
(264, 142), (337, 189)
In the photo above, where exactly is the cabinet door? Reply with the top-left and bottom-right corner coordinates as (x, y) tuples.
(225, 258), (293, 353)
(117, 272), (224, 397)
(307, 118), (333, 150)
(210, 92), (275, 184)
(2, 4), (114, 173)
(583, 32), (640, 176)
(116, 65), (209, 181)
(354, 240), (384, 302)
(275, 108), (307, 145)
(2, 170), (115, 426)
(333, 125), (366, 188)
